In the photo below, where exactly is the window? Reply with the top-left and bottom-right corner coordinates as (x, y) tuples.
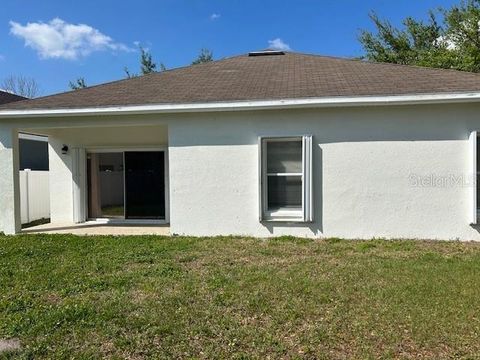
(259, 136), (313, 222)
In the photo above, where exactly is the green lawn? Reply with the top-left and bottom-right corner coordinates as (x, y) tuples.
(1, 235), (480, 359)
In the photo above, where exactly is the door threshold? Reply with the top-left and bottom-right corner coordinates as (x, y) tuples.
(87, 218), (168, 225)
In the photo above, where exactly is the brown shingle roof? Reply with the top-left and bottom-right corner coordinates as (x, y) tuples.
(3, 52), (480, 110)
(0, 90), (26, 105)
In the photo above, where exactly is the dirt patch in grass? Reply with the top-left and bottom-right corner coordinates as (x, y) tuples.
(0, 338), (21, 353)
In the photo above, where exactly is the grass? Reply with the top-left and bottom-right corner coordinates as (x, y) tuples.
(101, 206), (125, 217)
(1, 235), (480, 359)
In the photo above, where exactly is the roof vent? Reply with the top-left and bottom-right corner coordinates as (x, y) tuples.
(248, 50), (285, 57)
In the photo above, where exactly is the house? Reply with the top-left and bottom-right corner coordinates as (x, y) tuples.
(0, 89), (25, 105)
(2, 50), (480, 239)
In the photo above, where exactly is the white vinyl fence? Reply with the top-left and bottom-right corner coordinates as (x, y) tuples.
(20, 170), (50, 224)
(100, 171), (124, 206)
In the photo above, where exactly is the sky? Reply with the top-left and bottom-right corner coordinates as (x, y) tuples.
(0, 0), (460, 96)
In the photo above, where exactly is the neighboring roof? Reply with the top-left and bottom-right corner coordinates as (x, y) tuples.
(0, 90), (26, 105)
(3, 51), (480, 111)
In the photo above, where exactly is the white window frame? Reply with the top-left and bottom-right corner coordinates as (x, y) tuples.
(470, 131), (478, 224)
(259, 135), (313, 222)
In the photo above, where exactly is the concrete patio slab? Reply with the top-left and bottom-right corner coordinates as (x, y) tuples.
(22, 221), (170, 236)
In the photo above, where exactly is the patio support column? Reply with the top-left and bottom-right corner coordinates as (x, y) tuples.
(0, 126), (21, 234)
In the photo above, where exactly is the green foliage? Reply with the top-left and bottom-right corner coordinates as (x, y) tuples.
(360, 0), (480, 72)
(140, 46), (157, 74)
(68, 78), (87, 90)
(124, 46), (166, 79)
(191, 48), (214, 65)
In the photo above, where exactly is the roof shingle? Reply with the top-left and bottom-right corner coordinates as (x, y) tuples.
(0, 90), (26, 105)
(3, 52), (480, 110)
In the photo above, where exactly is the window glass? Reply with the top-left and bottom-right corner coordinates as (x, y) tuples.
(266, 141), (302, 173)
(267, 176), (302, 209)
(87, 153), (125, 219)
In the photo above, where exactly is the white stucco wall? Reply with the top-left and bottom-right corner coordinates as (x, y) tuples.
(48, 137), (74, 223)
(167, 103), (480, 240)
(0, 125), (20, 234)
(6, 103), (480, 239)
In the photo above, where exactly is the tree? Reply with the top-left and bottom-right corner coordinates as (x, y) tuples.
(124, 66), (137, 79)
(1, 75), (40, 98)
(69, 78), (87, 90)
(359, 0), (480, 72)
(140, 46), (157, 74)
(124, 46), (166, 78)
(192, 48), (214, 65)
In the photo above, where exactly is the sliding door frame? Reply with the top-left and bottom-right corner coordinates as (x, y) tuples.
(85, 146), (169, 224)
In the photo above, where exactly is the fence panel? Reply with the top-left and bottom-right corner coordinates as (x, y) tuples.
(20, 170), (50, 224)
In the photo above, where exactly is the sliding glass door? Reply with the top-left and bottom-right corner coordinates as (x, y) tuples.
(87, 153), (125, 218)
(125, 152), (165, 219)
(87, 151), (165, 220)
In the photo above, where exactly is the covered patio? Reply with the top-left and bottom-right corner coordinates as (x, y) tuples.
(0, 114), (171, 234)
